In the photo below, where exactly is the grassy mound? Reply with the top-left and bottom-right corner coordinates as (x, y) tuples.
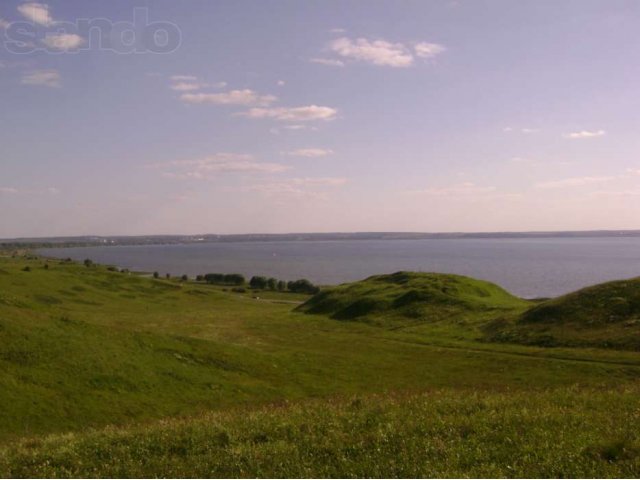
(2, 386), (639, 478)
(298, 271), (529, 326)
(486, 278), (640, 350)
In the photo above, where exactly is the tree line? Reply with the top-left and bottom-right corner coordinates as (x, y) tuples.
(195, 273), (319, 294)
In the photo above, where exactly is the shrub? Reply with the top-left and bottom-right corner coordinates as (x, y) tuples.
(83, 259), (93, 268)
(288, 279), (320, 294)
(181, 274), (188, 282)
(153, 272), (159, 279)
(250, 276), (268, 289)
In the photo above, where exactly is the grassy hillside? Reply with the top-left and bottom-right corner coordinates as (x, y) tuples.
(2, 253), (640, 476)
(486, 277), (640, 350)
(297, 271), (530, 326)
(1, 386), (639, 478)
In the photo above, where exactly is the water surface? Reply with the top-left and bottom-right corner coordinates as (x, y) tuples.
(40, 237), (640, 298)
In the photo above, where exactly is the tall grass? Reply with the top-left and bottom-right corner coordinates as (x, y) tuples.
(2, 386), (639, 478)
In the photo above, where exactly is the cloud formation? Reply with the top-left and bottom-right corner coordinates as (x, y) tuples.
(180, 89), (277, 106)
(323, 36), (445, 67)
(309, 57), (345, 67)
(241, 105), (338, 121)
(154, 153), (290, 180)
(17, 2), (55, 26)
(21, 70), (61, 87)
(415, 182), (497, 197)
(414, 42), (446, 59)
(284, 148), (334, 158)
(42, 33), (84, 50)
(563, 130), (606, 139)
(535, 176), (616, 189)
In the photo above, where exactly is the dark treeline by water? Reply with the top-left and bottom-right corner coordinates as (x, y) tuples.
(39, 237), (640, 298)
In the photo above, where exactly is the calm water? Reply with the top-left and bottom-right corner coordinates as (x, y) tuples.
(39, 237), (640, 298)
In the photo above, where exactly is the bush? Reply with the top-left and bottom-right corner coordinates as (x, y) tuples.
(83, 259), (93, 268)
(250, 276), (268, 289)
(203, 273), (245, 286)
(22, 266), (31, 272)
(153, 272), (159, 279)
(181, 274), (188, 282)
(267, 278), (278, 290)
(224, 274), (245, 285)
(287, 279), (320, 294)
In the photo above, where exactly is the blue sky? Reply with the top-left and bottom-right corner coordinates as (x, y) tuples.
(1, 0), (639, 237)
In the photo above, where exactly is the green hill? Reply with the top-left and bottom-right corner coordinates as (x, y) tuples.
(485, 278), (640, 350)
(297, 271), (530, 326)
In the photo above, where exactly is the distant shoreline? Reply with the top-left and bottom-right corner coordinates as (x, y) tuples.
(2, 229), (640, 249)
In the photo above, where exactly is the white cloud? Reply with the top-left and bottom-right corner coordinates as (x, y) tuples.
(627, 168), (640, 176)
(309, 57), (345, 67)
(292, 177), (347, 186)
(535, 175), (616, 189)
(414, 42), (446, 59)
(284, 148), (334, 158)
(42, 33), (84, 50)
(504, 127), (538, 134)
(241, 105), (338, 122)
(0, 18), (11, 29)
(154, 153), (290, 179)
(169, 76), (226, 92)
(170, 82), (205, 92)
(240, 177), (347, 200)
(21, 70), (61, 88)
(277, 80), (285, 86)
(284, 125), (307, 130)
(329, 37), (414, 67)
(563, 129), (606, 139)
(0, 187), (19, 194)
(414, 182), (497, 197)
(17, 2), (55, 26)
(330, 28), (346, 34)
(180, 89), (277, 106)
(591, 189), (640, 197)
(170, 75), (198, 81)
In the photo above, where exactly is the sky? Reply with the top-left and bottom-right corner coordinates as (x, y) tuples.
(1, 0), (640, 238)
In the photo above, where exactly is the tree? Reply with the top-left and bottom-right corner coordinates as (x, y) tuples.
(267, 277), (278, 290)
(287, 279), (319, 294)
(153, 271), (159, 279)
(249, 276), (268, 289)
(83, 259), (93, 268)
(165, 273), (171, 279)
(277, 280), (286, 291)
(224, 273), (245, 285)
(181, 274), (188, 282)
(196, 274), (204, 282)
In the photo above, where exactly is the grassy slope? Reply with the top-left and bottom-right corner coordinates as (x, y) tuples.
(2, 255), (640, 476)
(486, 277), (640, 350)
(297, 271), (530, 327)
(1, 386), (639, 478)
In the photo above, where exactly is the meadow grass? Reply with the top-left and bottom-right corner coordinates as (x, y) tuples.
(1, 253), (640, 476)
(1, 386), (639, 478)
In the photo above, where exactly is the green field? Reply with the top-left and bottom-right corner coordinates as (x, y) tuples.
(1, 253), (639, 477)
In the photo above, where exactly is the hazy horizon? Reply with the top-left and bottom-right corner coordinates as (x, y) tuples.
(2, 0), (640, 237)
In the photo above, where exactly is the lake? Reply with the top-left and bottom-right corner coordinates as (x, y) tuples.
(39, 237), (640, 298)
